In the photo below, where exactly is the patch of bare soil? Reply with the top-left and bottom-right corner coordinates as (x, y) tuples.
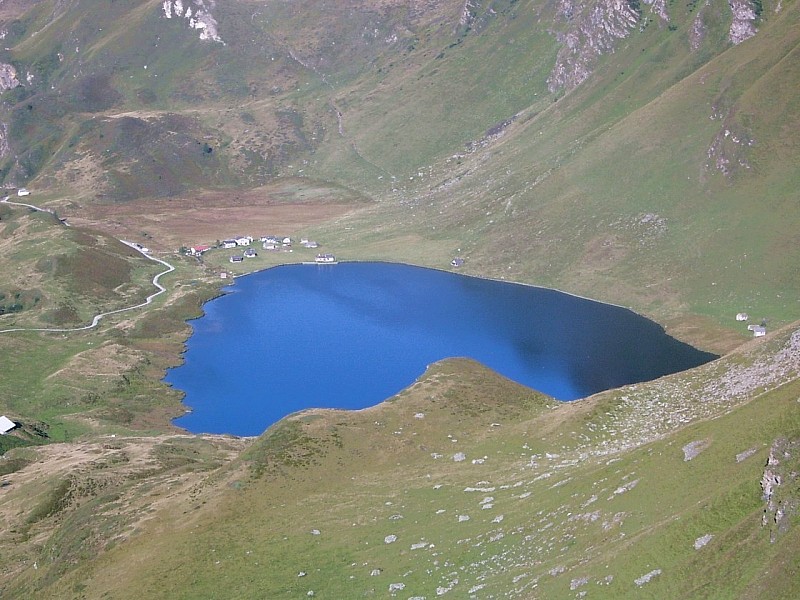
(0, 0), (37, 21)
(61, 183), (369, 251)
(46, 342), (145, 382)
(0, 433), (251, 584)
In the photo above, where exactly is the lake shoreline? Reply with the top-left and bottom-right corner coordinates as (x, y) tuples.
(227, 258), (662, 332)
(168, 261), (718, 436)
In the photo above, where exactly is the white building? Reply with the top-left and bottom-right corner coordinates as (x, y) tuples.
(0, 415), (16, 434)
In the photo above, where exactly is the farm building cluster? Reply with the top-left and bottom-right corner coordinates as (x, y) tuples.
(735, 312), (767, 337)
(186, 235), (335, 265)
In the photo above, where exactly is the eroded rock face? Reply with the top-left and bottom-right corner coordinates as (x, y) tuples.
(689, 2), (710, 51)
(762, 438), (800, 542)
(642, 0), (669, 23)
(460, 0), (479, 27)
(162, 0), (223, 43)
(547, 0), (763, 92)
(0, 122), (9, 160)
(728, 0), (758, 44)
(706, 123), (755, 177)
(0, 63), (20, 91)
(548, 0), (640, 93)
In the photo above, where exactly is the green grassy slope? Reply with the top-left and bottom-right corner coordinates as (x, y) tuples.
(0, 202), (165, 328)
(0, 1), (798, 597)
(0, 0), (795, 332)
(300, 0), (800, 330)
(0, 201), (228, 448)
(3, 327), (797, 598)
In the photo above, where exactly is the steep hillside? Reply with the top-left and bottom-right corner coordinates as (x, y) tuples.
(0, 0), (795, 328)
(0, 1), (798, 597)
(296, 0), (799, 330)
(2, 327), (799, 598)
(368, 0), (800, 328)
(0, 199), (166, 329)
(0, 0), (312, 193)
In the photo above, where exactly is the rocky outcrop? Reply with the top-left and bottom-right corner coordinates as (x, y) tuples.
(0, 63), (20, 91)
(689, 2), (711, 51)
(460, 0), (479, 27)
(547, 0), (761, 92)
(762, 438), (800, 542)
(728, 0), (758, 44)
(642, 0), (669, 23)
(683, 439), (710, 461)
(548, 0), (640, 93)
(0, 122), (9, 160)
(706, 123), (755, 176)
(162, 0), (223, 44)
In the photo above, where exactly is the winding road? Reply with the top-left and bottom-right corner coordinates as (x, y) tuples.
(0, 196), (175, 335)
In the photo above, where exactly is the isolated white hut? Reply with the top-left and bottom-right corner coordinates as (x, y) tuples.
(0, 415), (17, 434)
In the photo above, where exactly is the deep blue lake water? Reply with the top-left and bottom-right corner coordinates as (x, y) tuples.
(166, 262), (717, 435)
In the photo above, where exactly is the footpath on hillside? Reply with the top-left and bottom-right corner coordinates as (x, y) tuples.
(0, 196), (175, 335)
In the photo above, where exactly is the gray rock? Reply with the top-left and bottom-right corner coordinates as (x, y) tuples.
(694, 534), (714, 549)
(634, 569), (662, 586)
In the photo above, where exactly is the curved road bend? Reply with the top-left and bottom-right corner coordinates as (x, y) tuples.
(0, 196), (175, 334)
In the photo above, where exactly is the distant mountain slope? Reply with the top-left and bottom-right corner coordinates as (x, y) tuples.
(0, 0), (785, 194)
(0, 2), (799, 597)
(0, 0), (796, 326)
(383, 0), (800, 326)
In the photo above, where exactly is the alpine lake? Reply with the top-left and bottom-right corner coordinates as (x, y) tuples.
(166, 262), (717, 436)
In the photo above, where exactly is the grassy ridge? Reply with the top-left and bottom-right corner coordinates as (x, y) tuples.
(3, 330), (796, 598)
(0, 204), (166, 328)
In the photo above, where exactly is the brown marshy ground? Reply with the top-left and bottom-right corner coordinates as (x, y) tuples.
(61, 179), (372, 251)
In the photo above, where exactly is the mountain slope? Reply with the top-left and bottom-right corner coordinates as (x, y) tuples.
(0, 0), (793, 328)
(2, 328), (799, 598)
(0, 200), (167, 328)
(0, 1), (799, 597)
